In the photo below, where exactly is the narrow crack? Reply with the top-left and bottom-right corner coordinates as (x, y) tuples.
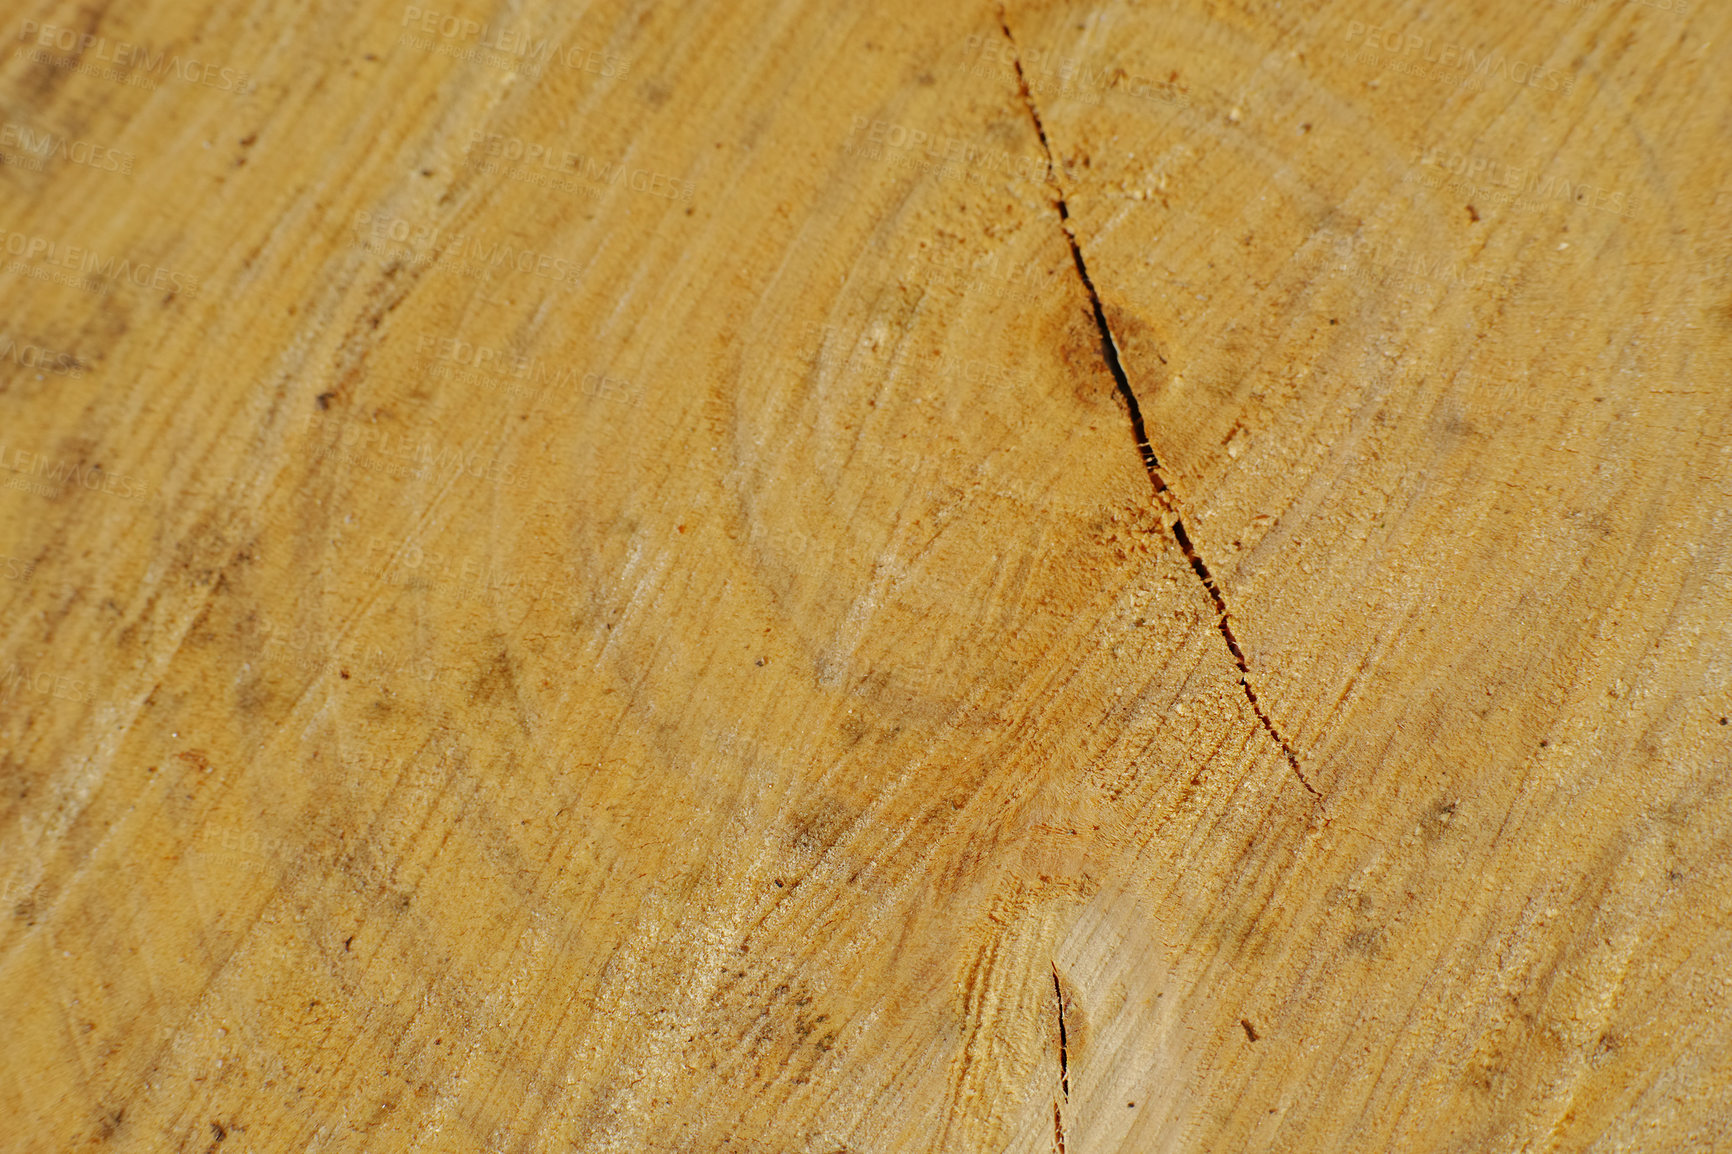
(995, 7), (1320, 801)
(1051, 963), (1070, 1101)
(1051, 963), (1069, 1154)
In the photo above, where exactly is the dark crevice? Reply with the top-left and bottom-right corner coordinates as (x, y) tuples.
(996, 6), (1320, 801)
(1051, 963), (1069, 1153)
(1051, 964), (1069, 1100)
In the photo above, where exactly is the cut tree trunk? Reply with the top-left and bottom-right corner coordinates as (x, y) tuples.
(2, 0), (1729, 1151)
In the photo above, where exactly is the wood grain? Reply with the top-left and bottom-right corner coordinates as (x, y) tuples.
(2, 0), (1728, 1150)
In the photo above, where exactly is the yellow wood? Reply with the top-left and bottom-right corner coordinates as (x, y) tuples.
(3, 0), (1729, 1150)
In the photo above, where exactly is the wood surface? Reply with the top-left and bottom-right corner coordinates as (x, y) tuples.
(2, 0), (1730, 1150)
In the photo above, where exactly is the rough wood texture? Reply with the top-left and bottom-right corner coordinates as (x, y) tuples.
(2, 0), (1728, 1150)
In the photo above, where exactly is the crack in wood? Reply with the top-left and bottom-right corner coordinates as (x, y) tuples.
(995, 5), (1321, 801)
(1051, 964), (1069, 1152)
(1052, 963), (1069, 1101)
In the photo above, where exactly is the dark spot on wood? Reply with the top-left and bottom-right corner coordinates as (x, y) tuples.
(315, 392), (334, 410)
(1422, 797), (1459, 844)
(1345, 925), (1383, 956)
(839, 712), (869, 746)
(467, 644), (522, 706)
(1240, 1018), (1259, 1042)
